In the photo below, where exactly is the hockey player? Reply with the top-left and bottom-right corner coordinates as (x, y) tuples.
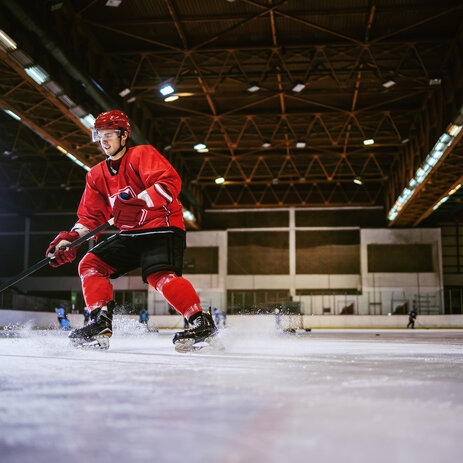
(45, 110), (217, 351)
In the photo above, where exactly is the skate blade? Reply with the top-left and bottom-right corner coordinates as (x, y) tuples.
(174, 338), (195, 353)
(70, 335), (110, 350)
(174, 336), (225, 353)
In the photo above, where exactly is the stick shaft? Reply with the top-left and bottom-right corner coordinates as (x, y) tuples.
(0, 218), (114, 293)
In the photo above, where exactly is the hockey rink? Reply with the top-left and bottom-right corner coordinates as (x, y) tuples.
(0, 326), (462, 463)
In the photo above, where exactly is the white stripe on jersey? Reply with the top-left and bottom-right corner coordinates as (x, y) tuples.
(154, 183), (173, 203)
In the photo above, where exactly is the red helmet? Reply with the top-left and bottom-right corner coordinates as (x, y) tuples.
(94, 110), (131, 138)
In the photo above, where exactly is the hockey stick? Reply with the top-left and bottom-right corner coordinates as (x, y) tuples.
(0, 218), (114, 293)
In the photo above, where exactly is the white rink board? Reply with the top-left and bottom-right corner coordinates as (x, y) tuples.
(0, 327), (462, 463)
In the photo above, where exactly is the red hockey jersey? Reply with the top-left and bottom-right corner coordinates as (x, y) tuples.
(76, 145), (185, 232)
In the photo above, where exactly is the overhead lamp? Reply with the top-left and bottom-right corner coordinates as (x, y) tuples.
(80, 114), (96, 130)
(0, 29), (17, 51)
(58, 94), (76, 108)
(387, 108), (463, 221)
(382, 80), (396, 88)
(56, 145), (67, 154)
(429, 78), (442, 86)
(119, 88), (131, 97)
(363, 138), (375, 145)
(447, 124), (462, 137)
(247, 83), (260, 93)
(291, 81), (306, 93)
(353, 177), (363, 185)
(194, 143), (207, 151)
(262, 140), (271, 148)
(164, 145), (172, 151)
(295, 141), (306, 149)
(164, 95), (179, 102)
(105, 0), (122, 6)
(65, 152), (91, 171)
(272, 178), (279, 184)
(4, 109), (21, 121)
(401, 138), (409, 144)
(126, 96), (136, 104)
(183, 209), (196, 221)
(160, 84), (175, 96)
(24, 65), (49, 85)
(215, 177), (225, 184)
(433, 196), (449, 211)
(449, 184), (462, 196)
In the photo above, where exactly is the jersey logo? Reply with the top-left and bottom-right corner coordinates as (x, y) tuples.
(108, 186), (137, 208)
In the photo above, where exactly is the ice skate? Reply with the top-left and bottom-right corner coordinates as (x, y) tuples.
(69, 301), (114, 350)
(173, 311), (223, 353)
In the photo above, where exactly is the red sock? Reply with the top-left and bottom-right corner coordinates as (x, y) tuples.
(78, 253), (116, 310)
(147, 271), (202, 320)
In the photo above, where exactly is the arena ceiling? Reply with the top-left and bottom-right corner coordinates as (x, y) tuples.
(0, 0), (462, 227)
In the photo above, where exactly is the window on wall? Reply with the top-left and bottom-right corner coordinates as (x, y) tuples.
(183, 247), (218, 274)
(228, 231), (289, 274)
(367, 244), (434, 272)
(296, 230), (360, 274)
(227, 290), (291, 314)
(441, 223), (463, 274)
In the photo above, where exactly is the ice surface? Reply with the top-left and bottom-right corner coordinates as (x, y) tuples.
(0, 327), (462, 463)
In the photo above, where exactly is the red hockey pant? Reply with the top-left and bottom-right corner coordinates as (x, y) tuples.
(79, 253), (202, 319)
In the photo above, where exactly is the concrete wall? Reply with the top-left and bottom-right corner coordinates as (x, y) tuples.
(9, 209), (444, 316)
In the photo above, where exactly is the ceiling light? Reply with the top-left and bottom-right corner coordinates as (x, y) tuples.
(198, 148), (209, 153)
(429, 78), (442, 86)
(296, 141), (306, 148)
(433, 196), (449, 211)
(69, 106), (87, 118)
(247, 83), (260, 93)
(448, 184), (462, 196)
(363, 138), (375, 145)
(353, 177), (363, 185)
(401, 138), (409, 144)
(0, 29), (17, 51)
(183, 209), (195, 221)
(119, 88), (130, 97)
(388, 108), (463, 222)
(24, 65), (49, 85)
(164, 95), (179, 102)
(56, 145), (67, 154)
(9, 50), (33, 67)
(160, 84), (175, 96)
(194, 143), (207, 151)
(382, 80), (396, 88)
(215, 177), (225, 184)
(262, 140), (271, 148)
(65, 152), (90, 171)
(164, 145), (172, 151)
(272, 178), (279, 184)
(126, 96), (136, 104)
(58, 94), (76, 108)
(447, 124), (462, 137)
(291, 82), (306, 93)
(105, 0), (122, 6)
(4, 109), (21, 121)
(80, 114), (96, 130)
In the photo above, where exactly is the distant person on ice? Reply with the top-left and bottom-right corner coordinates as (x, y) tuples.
(45, 110), (218, 351)
(407, 308), (417, 329)
(55, 303), (65, 325)
(139, 308), (149, 326)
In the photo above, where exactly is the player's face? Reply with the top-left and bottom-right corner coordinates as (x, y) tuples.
(98, 130), (127, 157)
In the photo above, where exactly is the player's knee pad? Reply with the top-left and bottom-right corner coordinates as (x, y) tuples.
(78, 252), (116, 281)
